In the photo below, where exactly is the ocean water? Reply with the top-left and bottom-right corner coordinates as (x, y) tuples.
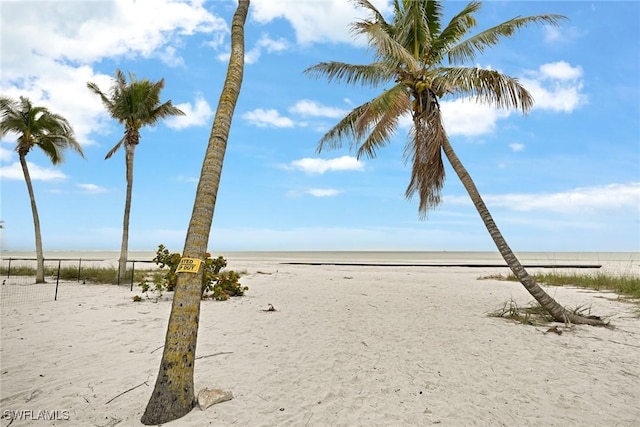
(2, 250), (638, 268)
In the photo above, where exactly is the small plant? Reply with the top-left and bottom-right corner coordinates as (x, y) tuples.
(488, 298), (553, 326)
(132, 295), (142, 302)
(137, 244), (248, 301)
(138, 276), (166, 298)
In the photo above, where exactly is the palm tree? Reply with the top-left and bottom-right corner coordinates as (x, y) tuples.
(305, 0), (604, 326)
(87, 71), (184, 283)
(0, 96), (84, 283)
(141, 1), (250, 424)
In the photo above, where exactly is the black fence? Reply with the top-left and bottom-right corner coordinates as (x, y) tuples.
(0, 258), (156, 304)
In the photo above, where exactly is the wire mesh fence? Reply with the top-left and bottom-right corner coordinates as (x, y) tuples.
(0, 258), (156, 304)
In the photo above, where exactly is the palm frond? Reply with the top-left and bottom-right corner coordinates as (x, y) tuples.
(392, 0), (433, 59)
(87, 82), (115, 112)
(352, 20), (420, 73)
(434, 67), (534, 113)
(404, 106), (447, 217)
(105, 137), (125, 160)
(317, 103), (370, 153)
(356, 84), (410, 158)
(447, 14), (567, 64)
(36, 136), (64, 164)
(0, 95), (82, 163)
(317, 85), (409, 159)
(304, 61), (393, 87)
(0, 96), (24, 137)
(351, 0), (390, 28)
(431, 1), (480, 61)
(88, 69), (184, 152)
(423, 0), (444, 39)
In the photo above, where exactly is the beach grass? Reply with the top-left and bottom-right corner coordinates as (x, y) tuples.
(479, 271), (640, 300)
(0, 265), (147, 285)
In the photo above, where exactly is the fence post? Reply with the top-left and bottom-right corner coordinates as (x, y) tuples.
(7, 258), (11, 278)
(54, 259), (61, 301)
(78, 258), (82, 282)
(130, 261), (136, 291)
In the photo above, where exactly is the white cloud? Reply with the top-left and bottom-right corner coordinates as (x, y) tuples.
(174, 175), (199, 184)
(446, 183), (640, 214)
(0, 147), (14, 162)
(288, 156), (364, 174)
(287, 188), (342, 197)
(0, 0), (227, 145)
(543, 26), (563, 43)
(509, 143), (525, 152)
(242, 108), (295, 128)
(543, 25), (586, 44)
(0, 162), (67, 181)
(440, 99), (511, 137)
(251, 0), (392, 45)
(539, 61), (583, 80)
(289, 100), (348, 118)
(1, 0), (227, 69)
(77, 183), (108, 194)
(166, 94), (213, 129)
(306, 188), (341, 197)
(522, 61), (587, 113)
(159, 45), (185, 67)
(245, 34), (289, 64)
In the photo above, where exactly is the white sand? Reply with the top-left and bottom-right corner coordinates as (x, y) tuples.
(1, 257), (639, 426)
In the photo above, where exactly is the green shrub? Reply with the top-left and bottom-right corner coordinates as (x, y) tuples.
(138, 244), (248, 301)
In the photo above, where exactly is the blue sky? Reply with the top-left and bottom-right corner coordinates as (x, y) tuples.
(1, 0), (639, 252)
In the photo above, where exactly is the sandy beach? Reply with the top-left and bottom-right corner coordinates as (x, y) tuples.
(1, 253), (639, 426)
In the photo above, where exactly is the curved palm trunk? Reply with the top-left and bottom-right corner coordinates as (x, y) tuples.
(19, 155), (45, 283)
(441, 138), (605, 326)
(141, 1), (249, 424)
(117, 143), (135, 283)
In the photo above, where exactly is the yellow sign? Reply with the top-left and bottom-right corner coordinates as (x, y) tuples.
(176, 257), (202, 274)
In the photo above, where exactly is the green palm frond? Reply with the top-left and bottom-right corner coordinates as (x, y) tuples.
(352, 20), (420, 73)
(0, 95), (83, 164)
(392, 0), (434, 59)
(351, 0), (390, 29)
(431, 1), (480, 61)
(447, 14), (567, 64)
(86, 82), (115, 111)
(105, 137), (125, 160)
(356, 84), (410, 159)
(304, 61), (393, 87)
(422, 0), (444, 39)
(87, 69), (185, 157)
(317, 84), (409, 158)
(434, 67), (533, 113)
(316, 103), (370, 153)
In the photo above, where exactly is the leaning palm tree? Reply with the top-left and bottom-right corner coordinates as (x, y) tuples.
(87, 71), (184, 282)
(0, 96), (84, 283)
(305, 0), (604, 326)
(141, 1), (250, 424)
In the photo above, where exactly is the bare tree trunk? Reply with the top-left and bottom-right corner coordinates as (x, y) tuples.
(20, 155), (45, 283)
(141, 1), (249, 424)
(118, 143), (135, 283)
(441, 138), (605, 326)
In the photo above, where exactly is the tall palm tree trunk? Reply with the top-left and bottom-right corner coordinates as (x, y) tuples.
(141, 1), (249, 424)
(19, 155), (45, 283)
(441, 138), (605, 326)
(118, 143), (135, 283)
